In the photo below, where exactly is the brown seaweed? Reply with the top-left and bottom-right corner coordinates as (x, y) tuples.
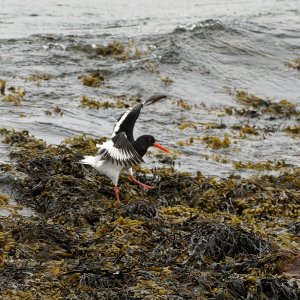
(0, 129), (299, 299)
(286, 58), (300, 71)
(78, 72), (105, 87)
(1, 80), (6, 95)
(1, 87), (26, 106)
(234, 90), (299, 117)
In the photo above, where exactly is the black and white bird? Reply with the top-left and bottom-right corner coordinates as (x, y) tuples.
(80, 95), (170, 204)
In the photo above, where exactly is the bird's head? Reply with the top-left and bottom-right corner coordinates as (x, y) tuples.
(134, 135), (170, 157)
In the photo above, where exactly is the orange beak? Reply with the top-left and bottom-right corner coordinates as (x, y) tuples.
(153, 142), (171, 154)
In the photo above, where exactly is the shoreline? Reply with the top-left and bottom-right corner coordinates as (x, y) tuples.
(0, 129), (299, 299)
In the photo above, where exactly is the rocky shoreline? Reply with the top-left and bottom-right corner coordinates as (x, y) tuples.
(0, 129), (299, 299)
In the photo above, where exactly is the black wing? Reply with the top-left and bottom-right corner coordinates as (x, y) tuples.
(111, 94), (167, 142)
(96, 132), (144, 167)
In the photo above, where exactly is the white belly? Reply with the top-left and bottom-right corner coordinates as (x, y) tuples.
(94, 160), (124, 186)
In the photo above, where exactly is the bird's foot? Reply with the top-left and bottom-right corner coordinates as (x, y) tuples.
(140, 183), (155, 190)
(130, 176), (155, 190)
(114, 186), (121, 205)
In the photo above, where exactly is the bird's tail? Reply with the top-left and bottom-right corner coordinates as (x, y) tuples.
(79, 155), (95, 166)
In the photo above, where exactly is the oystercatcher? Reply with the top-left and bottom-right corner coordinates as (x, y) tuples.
(80, 95), (170, 204)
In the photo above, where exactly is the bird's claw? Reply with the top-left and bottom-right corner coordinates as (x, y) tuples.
(141, 184), (155, 190)
(130, 176), (155, 190)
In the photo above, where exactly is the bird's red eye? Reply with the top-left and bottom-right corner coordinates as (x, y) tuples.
(148, 137), (152, 142)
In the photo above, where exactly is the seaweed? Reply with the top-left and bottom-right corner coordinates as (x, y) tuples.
(177, 136), (197, 146)
(203, 122), (226, 129)
(175, 99), (192, 110)
(0, 129), (299, 299)
(80, 95), (115, 109)
(1, 79), (6, 95)
(233, 160), (289, 171)
(80, 95), (134, 110)
(264, 99), (298, 116)
(205, 154), (230, 164)
(234, 90), (299, 117)
(160, 76), (174, 85)
(78, 72), (105, 88)
(286, 58), (300, 71)
(27, 74), (53, 82)
(283, 125), (300, 136)
(96, 41), (125, 57)
(239, 125), (259, 135)
(259, 278), (299, 300)
(178, 121), (197, 130)
(124, 201), (157, 220)
(235, 90), (269, 108)
(74, 40), (144, 62)
(44, 105), (63, 116)
(95, 40), (144, 61)
(189, 220), (271, 261)
(1, 87), (26, 106)
(224, 106), (261, 118)
(202, 134), (230, 149)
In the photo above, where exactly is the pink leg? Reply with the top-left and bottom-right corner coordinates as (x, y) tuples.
(130, 176), (154, 190)
(114, 186), (121, 204)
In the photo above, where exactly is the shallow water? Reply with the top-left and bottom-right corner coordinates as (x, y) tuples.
(1, 0), (300, 176)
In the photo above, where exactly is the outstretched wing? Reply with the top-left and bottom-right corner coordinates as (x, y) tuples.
(96, 132), (144, 167)
(112, 103), (143, 143)
(112, 94), (167, 142)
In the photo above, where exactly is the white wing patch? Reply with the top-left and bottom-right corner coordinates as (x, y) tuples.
(112, 107), (133, 138)
(111, 95), (166, 139)
(95, 133), (144, 167)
